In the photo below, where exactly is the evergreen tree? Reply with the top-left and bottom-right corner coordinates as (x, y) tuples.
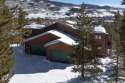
(18, 8), (27, 27)
(120, 12), (125, 68)
(70, 3), (102, 80)
(0, 1), (15, 82)
(36, 17), (42, 24)
(122, 0), (125, 4)
(108, 11), (125, 83)
(15, 7), (31, 43)
(121, 0), (125, 70)
(0, 1), (30, 83)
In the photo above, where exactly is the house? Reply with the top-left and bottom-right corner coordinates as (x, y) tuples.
(94, 26), (110, 56)
(24, 22), (111, 63)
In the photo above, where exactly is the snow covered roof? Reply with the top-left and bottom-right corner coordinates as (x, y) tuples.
(24, 29), (75, 44)
(65, 22), (107, 34)
(24, 32), (49, 42)
(66, 20), (76, 25)
(65, 23), (76, 29)
(24, 23), (45, 29)
(94, 26), (107, 34)
(44, 30), (75, 47)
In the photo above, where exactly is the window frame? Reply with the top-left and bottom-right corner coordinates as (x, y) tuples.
(95, 35), (102, 40)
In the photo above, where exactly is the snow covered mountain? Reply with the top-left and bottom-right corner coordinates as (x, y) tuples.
(6, 0), (125, 19)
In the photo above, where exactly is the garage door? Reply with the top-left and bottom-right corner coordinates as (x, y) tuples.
(30, 45), (46, 56)
(50, 50), (71, 63)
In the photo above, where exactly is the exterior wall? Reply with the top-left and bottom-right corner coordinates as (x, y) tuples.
(45, 42), (72, 60)
(24, 22), (110, 57)
(25, 33), (59, 46)
(95, 33), (108, 56)
(26, 23), (75, 38)
(25, 34), (59, 54)
(26, 29), (44, 38)
(56, 23), (75, 35)
(44, 23), (75, 36)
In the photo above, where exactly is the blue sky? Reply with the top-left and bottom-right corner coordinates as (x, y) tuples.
(50, 0), (125, 8)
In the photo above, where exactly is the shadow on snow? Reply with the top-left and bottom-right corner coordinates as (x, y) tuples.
(13, 46), (71, 74)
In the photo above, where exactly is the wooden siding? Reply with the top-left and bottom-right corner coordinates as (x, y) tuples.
(25, 33), (60, 46)
(45, 42), (72, 60)
(44, 23), (75, 36)
(95, 33), (108, 55)
(26, 29), (44, 38)
(24, 22), (110, 58)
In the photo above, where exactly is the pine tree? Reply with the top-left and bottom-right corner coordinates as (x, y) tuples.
(14, 7), (31, 43)
(0, 1), (15, 82)
(70, 3), (103, 80)
(122, 0), (125, 4)
(120, 12), (125, 68)
(36, 17), (42, 24)
(108, 11), (125, 83)
(121, 0), (125, 70)
(0, 1), (30, 83)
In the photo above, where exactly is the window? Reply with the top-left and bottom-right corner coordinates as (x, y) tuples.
(95, 35), (102, 40)
(97, 44), (102, 49)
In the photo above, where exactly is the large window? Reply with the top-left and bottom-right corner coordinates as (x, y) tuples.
(95, 35), (102, 40)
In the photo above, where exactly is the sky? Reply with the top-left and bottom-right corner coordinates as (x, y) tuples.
(50, 0), (125, 8)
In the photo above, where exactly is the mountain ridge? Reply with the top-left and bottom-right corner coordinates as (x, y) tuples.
(34, 0), (124, 9)
(6, 0), (124, 19)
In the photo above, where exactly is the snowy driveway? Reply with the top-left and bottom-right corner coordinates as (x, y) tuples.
(9, 46), (113, 83)
(9, 46), (79, 83)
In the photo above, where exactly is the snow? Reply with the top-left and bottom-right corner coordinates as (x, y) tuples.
(44, 39), (61, 47)
(9, 46), (115, 83)
(26, 13), (46, 19)
(100, 57), (111, 65)
(104, 20), (114, 23)
(24, 32), (49, 42)
(44, 29), (76, 47)
(24, 29), (75, 45)
(26, 13), (70, 19)
(9, 46), (79, 83)
(50, 4), (55, 7)
(94, 26), (107, 34)
(66, 20), (77, 25)
(24, 23), (45, 29)
(65, 23), (107, 34)
(73, 6), (80, 9)
(87, 10), (115, 17)
(5, 1), (17, 8)
(102, 12), (114, 17)
(66, 23), (76, 29)
(10, 44), (20, 47)
(99, 57), (112, 72)
(26, 8), (119, 19)
(59, 7), (70, 13)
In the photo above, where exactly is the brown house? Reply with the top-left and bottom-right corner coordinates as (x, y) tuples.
(24, 22), (111, 63)
(94, 26), (111, 56)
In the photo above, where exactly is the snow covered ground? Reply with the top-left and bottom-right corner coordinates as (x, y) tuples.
(9, 45), (113, 83)
(9, 46), (80, 83)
